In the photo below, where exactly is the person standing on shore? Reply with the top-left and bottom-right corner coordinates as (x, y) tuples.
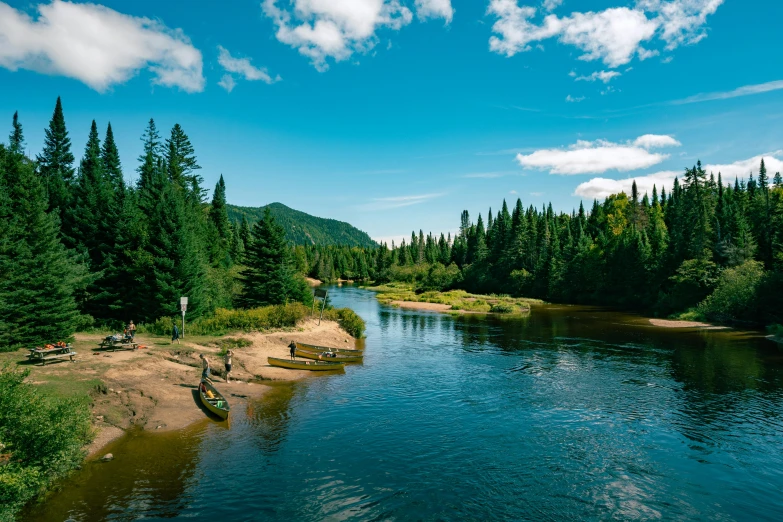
(225, 350), (233, 383)
(128, 321), (136, 340)
(172, 321), (180, 344)
(289, 341), (296, 360)
(200, 353), (211, 381)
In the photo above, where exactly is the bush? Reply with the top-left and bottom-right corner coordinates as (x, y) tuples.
(489, 303), (515, 314)
(697, 261), (765, 323)
(0, 366), (92, 521)
(419, 263), (461, 292)
(656, 258), (719, 315)
(323, 308), (366, 338)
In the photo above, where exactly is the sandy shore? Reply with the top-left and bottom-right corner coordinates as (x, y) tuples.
(305, 277), (323, 286)
(649, 318), (727, 329)
(9, 318), (356, 457)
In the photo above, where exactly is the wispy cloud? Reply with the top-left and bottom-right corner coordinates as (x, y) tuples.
(217, 45), (280, 91)
(671, 79), (783, 105)
(358, 192), (444, 211)
(566, 94), (585, 103)
(574, 70), (621, 83)
(461, 170), (517, 178)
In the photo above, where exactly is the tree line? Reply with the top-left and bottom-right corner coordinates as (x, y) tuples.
(0, 98), (310, 348)
(301, 160), (783, 327)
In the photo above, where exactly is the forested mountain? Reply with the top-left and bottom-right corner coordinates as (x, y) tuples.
(227, 203), (376, 248)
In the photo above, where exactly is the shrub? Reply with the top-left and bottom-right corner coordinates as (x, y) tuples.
(489, 303), (515, 314)
(697, 260), (765, 323)
(0, 366), (91, 521)
(419, 263), (461, 292)
(323, 308), (366, 338)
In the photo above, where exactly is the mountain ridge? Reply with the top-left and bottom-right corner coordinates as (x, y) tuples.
(227, 202), (377, 248)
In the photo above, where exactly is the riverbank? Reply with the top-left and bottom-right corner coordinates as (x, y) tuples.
(369, 283), (541, 314)
(649, 318), (728, 330)
(0, 317), (358, 458)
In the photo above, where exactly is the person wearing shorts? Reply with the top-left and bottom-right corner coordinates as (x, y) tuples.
(225, 350), (233, 383)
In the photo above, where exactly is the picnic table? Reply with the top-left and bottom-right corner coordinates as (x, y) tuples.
(27, 344), (77, 366)
(97, 334), (139, 352)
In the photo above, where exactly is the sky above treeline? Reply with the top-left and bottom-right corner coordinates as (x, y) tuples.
(0, 0), (782, 244)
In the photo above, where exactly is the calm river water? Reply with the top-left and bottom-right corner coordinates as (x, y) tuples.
(26, 285), (783, 521)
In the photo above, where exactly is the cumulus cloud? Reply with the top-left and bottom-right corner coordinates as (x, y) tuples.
(516, 135), (680, 175)
(217, 46), (280, 91)
(543, 0), (563, 11)
(487, 0), (722, 69)
(574, 70), (621, 83)
(704, 152), (783, 180)
(263, 0), (451, 70)
(416, 0), (454, 22)
(574, 170), (678, 199)
(0, 0), (203, 92)
(633, 134), (681, 148)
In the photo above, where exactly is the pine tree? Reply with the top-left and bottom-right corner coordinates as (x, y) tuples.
(37, 97), (75, 217)
(0, 117), (88, 346)
(102, 122), (125, 195)
(8, 111), (24, 155)
(208, 174), (232, 265)
(166, 124), (203, 201)
(239, 207), (296, 307)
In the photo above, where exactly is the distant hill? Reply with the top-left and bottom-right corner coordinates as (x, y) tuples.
(227, 202), (377, 248)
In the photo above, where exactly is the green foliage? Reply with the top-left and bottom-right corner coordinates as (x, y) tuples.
(0, 366), (92, 521)
(228, 202), (376, 248)
(139, 304), (310, 336)
(322, 307), (366, 338)
(697, 261), (765, 323)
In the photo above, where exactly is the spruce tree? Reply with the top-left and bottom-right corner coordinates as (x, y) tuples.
(37, 97), (75, 217)
(8, 111), (24, 155)
(102, 122), (125, 195)
(239, 207), (296, 307)
(208, 174), (231, 265)
(0, 117), (87, 347)
(166, 124), (203, 201)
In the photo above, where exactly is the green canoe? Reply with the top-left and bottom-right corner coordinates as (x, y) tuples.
(268, 356), (345, 371)
(199, 379), (230, 420)
(295, 342), (363, 355)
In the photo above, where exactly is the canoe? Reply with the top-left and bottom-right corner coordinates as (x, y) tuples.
(199, 379), (230, 420)
(295, 342), (363, 355)
(268, 356), (344, 371)
(294, 349), (363, 363)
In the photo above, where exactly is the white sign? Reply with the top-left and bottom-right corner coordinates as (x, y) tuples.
(180, 296), (188, 312)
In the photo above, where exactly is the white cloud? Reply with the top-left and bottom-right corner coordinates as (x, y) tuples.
(633, 134), (681, 149)
(217, 46), (280, 91)
(0, 0), (203, 92)
(218, 74), (236, 92)
(263, 0), (450, 70)
(415, 0), (454, 22)
(565, 94), (585, 102)
(510, 189), (518, 194)
(487, 0), (721, 69)
(574, 170), (678, 199)
(672, 79), (783, 105)
(359, 192), (444, 210)
(516, 134), (680, 175)
(543, 0), (563, 11)
(462, 171), (513, 178)
(704, 152), (783, 180)
(574, 70), (621, 83)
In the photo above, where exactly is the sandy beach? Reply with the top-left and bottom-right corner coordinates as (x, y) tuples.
(649, 318), (727, 329)
(6, 318), (357, 457)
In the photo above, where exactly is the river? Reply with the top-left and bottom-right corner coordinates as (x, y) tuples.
(25, 285), (783, 521)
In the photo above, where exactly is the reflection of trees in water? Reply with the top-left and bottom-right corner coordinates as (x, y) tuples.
(245, 383), (297, 454)
(24, 422), (207, 521)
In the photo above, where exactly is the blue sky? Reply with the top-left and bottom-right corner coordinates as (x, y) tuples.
(1, 0), (782, 244)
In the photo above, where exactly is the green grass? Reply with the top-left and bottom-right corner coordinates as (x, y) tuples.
(368, 283), (540, 314)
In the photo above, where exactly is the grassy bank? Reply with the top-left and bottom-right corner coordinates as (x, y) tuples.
(138, 303), (365, 339)
(369, 283), (541, 314)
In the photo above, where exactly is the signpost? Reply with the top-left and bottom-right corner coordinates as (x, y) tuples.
(180, 297), (188, 338)
(313, 289), (328, 325)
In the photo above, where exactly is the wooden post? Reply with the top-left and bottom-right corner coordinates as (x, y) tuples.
(314, 289), (328, 325)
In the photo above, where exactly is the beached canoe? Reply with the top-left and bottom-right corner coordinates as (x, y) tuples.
(295, 342), (363, 355)
(268, 356), (345, 371)
(294, 348), (363, 363)
(199, 379), (230, 420)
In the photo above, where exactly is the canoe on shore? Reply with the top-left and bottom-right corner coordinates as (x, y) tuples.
(295, 342), (363, 355)
(199, 379), (230, 420)
(294, 349), (363, 363)
(268, 356), (345, 371)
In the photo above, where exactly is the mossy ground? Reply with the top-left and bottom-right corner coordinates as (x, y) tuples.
(368, 283), (542, 314)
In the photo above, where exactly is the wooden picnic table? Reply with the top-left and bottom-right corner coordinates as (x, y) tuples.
(27, 345), (77, 366)
(97, 335), (139, 352)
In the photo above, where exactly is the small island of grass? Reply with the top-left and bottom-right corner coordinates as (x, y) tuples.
(368, 283), (541, 315)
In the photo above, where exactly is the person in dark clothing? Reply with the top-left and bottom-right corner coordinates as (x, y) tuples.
(289, 341), (296, 360)
(172, 321), (180, 344)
